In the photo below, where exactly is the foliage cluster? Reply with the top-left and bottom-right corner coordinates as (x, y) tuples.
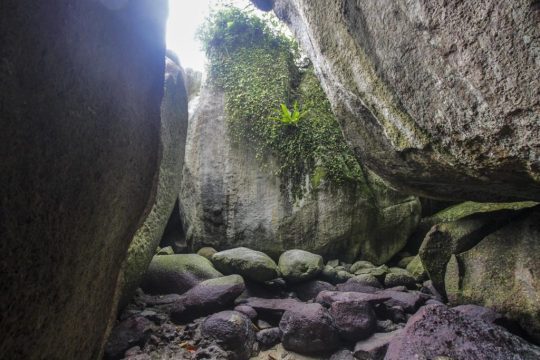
(198, 7), (364, 198)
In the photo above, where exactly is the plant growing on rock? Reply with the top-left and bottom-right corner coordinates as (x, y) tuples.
(271, 102), (308, 126)
(198, 7), (364, 199)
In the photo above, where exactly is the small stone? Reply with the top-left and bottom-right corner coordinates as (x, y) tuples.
(348, 274), (382, 288)
(327, 259), (340, 267)
(376, 320), (404, 333)
(355, 265), (388, 280)
(256, 327), (282, 349)
(384, 272), (417, 289)
(234, 305), (257, 321)
(330, 349), (355, 360)
(156, 246), (174, 255)
(336, 270), (355, 282)
(315, 290), (390, 307)
(350, 260), (376, 273)
(290, 280), (336, 301)
(380, 290), (427, 313)
(257, 319), (272, 330)
(196, 246), (217, 260)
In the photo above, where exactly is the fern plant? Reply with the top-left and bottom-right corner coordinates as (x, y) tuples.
(271, 101), (308, 126)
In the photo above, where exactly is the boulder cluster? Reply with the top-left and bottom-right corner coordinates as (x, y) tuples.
(105, 245), (540, 359)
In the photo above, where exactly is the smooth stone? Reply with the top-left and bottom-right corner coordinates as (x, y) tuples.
(278, 250), (324, 283)
(212, 247), (279, 283)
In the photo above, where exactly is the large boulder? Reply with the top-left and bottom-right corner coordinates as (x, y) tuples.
(445, 209), (540, 343)
(279, 250), (324, 283)
(258, 0), (540, 202)
(0, 0), (167, 358)
(120, 56), (189, 308)
(409, 200), (537, 251)
(385, 305), (540, 359)
(418, 201), (537, 293)
(211, 247), (279, 283)
(181, 84), (420, 264)
(279, 303), (341, 354)
(141, 254), (222, 295)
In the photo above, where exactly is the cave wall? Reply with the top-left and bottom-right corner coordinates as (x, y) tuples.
(0, 0), (167, 358)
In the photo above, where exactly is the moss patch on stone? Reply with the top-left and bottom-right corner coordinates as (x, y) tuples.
(432, 201), (538, 223)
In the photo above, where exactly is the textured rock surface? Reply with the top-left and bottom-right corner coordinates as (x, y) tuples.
(181, 85), (420, 263)
(329, 300), (377, 342)
(418, 202), (536, 294)
(279, 250), (324, 283)
(385, 305), (540, 359)
(257, 0), (540, 202)
(279, 303), (340, 354)
(353, 330), (402, 360)
(445, 209), (540, 343)
(120, 56), (189, 308)
(141, 254), (222, 295)
(201, 311), (256, 360)
(0, 0), (166, 358)
(173, 275), (246, 322)
(212, 247), (279, 283)
(104, 316), (155, 360)
(291, 280), (336, 301)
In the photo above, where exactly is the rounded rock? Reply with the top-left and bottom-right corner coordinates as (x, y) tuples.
(141, 254), (222, 295)
(212, 247), (279, 283)
(201, 310), (256, 360)
(279, 303), (340, 354)
(279, 250), (324, 283)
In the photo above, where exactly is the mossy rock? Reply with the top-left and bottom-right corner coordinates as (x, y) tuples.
(120, 57), (189, 307)
(445, 209), (540, 343)
(157, 246), (174, 256)
(418, 204), (536, 295)
(197, 247), (217, 260)
(279, 250), (324, 283)
(350, 260), (375, 274)
(141, 254), (222, 295)
(407, 201), (538, 252)
(406, 255), (427, 283)
(212, 247), (279, 283)
(384, 272), (416, 289)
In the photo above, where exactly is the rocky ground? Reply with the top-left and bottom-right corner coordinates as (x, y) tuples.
(104, 247), (540, 360)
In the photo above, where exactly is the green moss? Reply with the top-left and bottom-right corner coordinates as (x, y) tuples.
(311, 166), (326, 188)
(432, 201), (539, 223)
(198, 8), (364, 199)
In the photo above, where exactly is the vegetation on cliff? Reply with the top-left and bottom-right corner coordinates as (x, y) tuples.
(198, 7), (364, 198)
